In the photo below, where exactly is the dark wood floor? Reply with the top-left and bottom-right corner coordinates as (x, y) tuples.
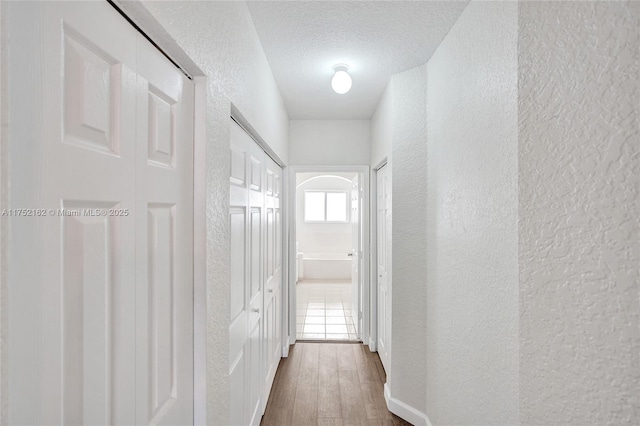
(261, 342), (412, 426)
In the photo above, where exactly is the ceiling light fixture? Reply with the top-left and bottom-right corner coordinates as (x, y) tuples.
(331, 64), (352, 94)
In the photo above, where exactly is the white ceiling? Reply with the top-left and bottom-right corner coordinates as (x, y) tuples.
(247, 1), (469, 120)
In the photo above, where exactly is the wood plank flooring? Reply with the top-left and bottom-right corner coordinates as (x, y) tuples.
(261, 343), (412, 426)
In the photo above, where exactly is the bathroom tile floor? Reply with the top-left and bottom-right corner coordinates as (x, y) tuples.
(296, 280), (358, 341)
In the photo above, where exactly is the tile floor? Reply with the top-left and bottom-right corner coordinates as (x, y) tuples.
(296, 280), (358, 341)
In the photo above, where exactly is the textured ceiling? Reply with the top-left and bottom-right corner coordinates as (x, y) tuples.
(247, 1), (469, 120)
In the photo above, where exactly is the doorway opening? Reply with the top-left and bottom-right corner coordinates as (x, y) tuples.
(292, 170), (364, 341)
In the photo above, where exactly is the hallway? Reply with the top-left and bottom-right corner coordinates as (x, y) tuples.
(261, 343), (410, 426)
(2, 0), (637, 424)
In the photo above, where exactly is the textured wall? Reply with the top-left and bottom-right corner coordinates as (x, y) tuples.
(519, 1), (640, 424)
(371, 82), (393, 167)
(389, 63), (429, 415)
(143, 1), (289, 164)
(141, 2), (289, 424)
(289, 120), (370, 166)
(425, 1), (519, 424)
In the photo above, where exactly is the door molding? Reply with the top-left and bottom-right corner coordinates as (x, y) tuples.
(287, 165), (370, 346)
(230, 105), (285, 168)
(369, 158), (388, 352)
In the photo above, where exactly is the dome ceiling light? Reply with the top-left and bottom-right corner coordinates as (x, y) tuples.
(331, 64), (352, 94)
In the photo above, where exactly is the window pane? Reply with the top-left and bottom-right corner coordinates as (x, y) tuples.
(326, 192), (347, 222)
(305, 192), (325, 221)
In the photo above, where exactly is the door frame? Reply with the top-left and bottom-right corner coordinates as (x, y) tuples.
(369, 158), (388, 353)
(287, 165), (370, 346)
(0, 1), (209, 424)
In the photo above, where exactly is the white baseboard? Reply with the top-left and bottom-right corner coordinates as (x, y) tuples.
(368, 338), (377, 351)
(383, 383), (432, 426)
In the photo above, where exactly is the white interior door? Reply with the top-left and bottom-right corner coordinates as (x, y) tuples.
(229, 120), (283, 425)
(247, 132), (265, 426)
(350, 175), (361, 337)
(263, 156), (283, 407)
(134, 27), (194, 426)
(377, 164), (392, 373)
(6, 2), (194, 425)
(229, 121), (259, 426)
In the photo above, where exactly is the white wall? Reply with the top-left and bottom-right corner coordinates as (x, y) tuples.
(425, 1), (518, 424)
(139, 2), (289, 424)
(519, 2), (639, 424)
(370, 83), (392, 167)
(369, 58), (430, 424)
(370, 2), (519, 423)
(374, 2), (638, 425)
(389, 64), (429, 415)
(290, 120), (370, 166)
(296, 175), (353, 255)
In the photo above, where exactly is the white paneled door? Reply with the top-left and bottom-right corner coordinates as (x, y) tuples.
(7, 2), (194, 425)
(229, 121), (254, 426)
(377, 164), (392, 373)
(263, 155), (283, 408)
(135, 23), (194, 426)
(229, 120), (283, 426)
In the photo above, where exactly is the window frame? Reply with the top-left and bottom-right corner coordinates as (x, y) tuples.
(303, 190), (350, 224)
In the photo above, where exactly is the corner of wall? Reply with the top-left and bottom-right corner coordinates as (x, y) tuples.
(384, 383), (432, 426)
(370, 80), (394, 167)
(389, 62), (428, 415)
(423, 1), (519, 424)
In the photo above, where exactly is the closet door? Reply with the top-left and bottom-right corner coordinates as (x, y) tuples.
(229, 120), (283, 424)
(247, 129), (266, 426)
(377, 164), (392, 373)
(7, 3), (136, 423)
(6, 2), (194, 424)
(229, 120), (266, 426)
(263, 156), (283, 400)
(229, 121), (251, 426)
(134, 32), (194, 426)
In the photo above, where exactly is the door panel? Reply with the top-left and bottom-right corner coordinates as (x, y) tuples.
(247, 134), (264, 426)
(135, 32), (194, 426)
(229, 121), (252, 426)
(229, 207), (247, 426)
(264, 157), (282, 402)
(62, 202), (122, 426)
(7, 2), (194, 424)
(8, 3), (134, 425)
(377, 165), (392, 373)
